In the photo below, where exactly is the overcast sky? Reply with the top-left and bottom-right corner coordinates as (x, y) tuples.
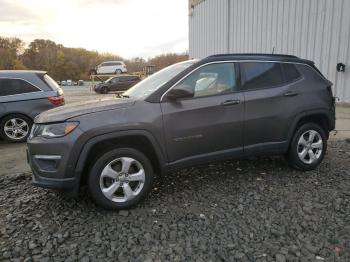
(0, 0), (189, 58)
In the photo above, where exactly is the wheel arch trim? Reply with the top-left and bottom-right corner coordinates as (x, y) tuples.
(287, 109), (334, 144)
(0, 112), (34, 122)
(74, 129), (167, 181)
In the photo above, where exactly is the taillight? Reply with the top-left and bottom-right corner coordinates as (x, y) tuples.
(48, 95), (65, 106)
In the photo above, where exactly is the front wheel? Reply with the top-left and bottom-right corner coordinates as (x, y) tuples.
(87, 148), (154, 210)
(286, 123), (327, 171)
(115, 69), (122, 74)
(100, 86), (109, 94)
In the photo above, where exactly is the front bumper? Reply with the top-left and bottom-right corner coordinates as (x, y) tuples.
(94, 85), (102, 93)
(27, 128), (83, 193)
(31, 167), (78, 191)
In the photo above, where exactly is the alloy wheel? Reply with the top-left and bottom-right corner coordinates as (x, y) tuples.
(4, 118), (29, 140)
(297, 130), (323, 164)
(99, 157), (145, 202)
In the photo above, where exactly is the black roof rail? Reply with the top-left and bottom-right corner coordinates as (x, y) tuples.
(207, 53), (299, 59)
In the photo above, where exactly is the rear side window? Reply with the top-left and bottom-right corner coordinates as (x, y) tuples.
(111, 77), (119, 83)
(241, 62), (284, 90)
(282, 63), (301, 83)
(0, 78), (40, 96)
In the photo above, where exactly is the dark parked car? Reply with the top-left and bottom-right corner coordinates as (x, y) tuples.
(27, 54), (335, 210)
(0, 70), (64, 142)
(94, 75), (140, 94)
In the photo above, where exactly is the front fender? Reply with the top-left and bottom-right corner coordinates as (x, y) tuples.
(73, 129), (167, 184)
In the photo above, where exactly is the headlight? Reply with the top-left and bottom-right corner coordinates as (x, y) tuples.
(31, 122), (79, 138)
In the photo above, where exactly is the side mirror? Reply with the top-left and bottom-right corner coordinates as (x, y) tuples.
(166, 85), (194, 101)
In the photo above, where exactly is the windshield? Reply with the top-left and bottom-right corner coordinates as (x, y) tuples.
(105, 77), (114, 83)
(123, 60), (196, 99)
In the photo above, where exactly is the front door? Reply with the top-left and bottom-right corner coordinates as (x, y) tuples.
(161, 62), (244, 164)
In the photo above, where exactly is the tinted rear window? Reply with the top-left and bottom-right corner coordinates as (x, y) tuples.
(241, 62), (284, 90)
(282, 64), (301, 83)
(0, 78), (40, 96)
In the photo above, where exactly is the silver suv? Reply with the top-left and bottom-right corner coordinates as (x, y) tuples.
(27, 54), (335, 210)
(0, 70), (64, 142)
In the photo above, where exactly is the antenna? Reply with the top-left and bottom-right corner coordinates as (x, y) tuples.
(272, 47), (275, 54)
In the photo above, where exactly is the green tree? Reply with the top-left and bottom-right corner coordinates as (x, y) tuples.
(0, 37), (25, 69)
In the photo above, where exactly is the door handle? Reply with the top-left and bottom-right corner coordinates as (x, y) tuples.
(221, 99), (240, 106)
(284, 91), (298, 97)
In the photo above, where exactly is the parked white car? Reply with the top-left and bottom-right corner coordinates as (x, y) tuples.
(91, 61), (127, 75)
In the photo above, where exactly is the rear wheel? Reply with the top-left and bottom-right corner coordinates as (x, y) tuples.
(87, 148), (154, 210)
(0, 114), (32, 143)
(287, 123), (327, 171)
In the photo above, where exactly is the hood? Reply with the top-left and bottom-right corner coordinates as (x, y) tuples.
(35, 98), (136, 123)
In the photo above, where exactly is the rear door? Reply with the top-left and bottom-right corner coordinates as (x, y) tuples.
(0, 77), (53, 118)
(240, 61), (304, 153)
(161, 62), (244, 164)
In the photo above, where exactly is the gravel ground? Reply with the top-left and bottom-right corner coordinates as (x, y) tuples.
(0, 140), (349, 261)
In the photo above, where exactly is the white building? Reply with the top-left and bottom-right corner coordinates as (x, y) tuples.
(189, 0), (350, 102)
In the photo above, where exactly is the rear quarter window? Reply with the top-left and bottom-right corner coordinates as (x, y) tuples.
(282, 64), (301, 83)
(0, 78), (40, 96)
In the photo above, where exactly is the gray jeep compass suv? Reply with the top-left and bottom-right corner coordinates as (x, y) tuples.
(27, 54), (335, 210)
(0, 71), (64, 142)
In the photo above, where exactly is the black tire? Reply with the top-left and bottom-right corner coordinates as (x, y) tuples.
(87, 148), (154, 210)
(90, 69), (97, 75)
(115, 69), (122, 75)
(100, 86), (109, 94)
(0, 114), (32, 143)
(286, 123), (327, 171)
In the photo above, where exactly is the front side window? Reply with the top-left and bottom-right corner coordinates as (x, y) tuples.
(173, 63), (237, 98)
(241, 62), (284, 90)
(111, 78), (119, 83)
(0, 78), (40, 96)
